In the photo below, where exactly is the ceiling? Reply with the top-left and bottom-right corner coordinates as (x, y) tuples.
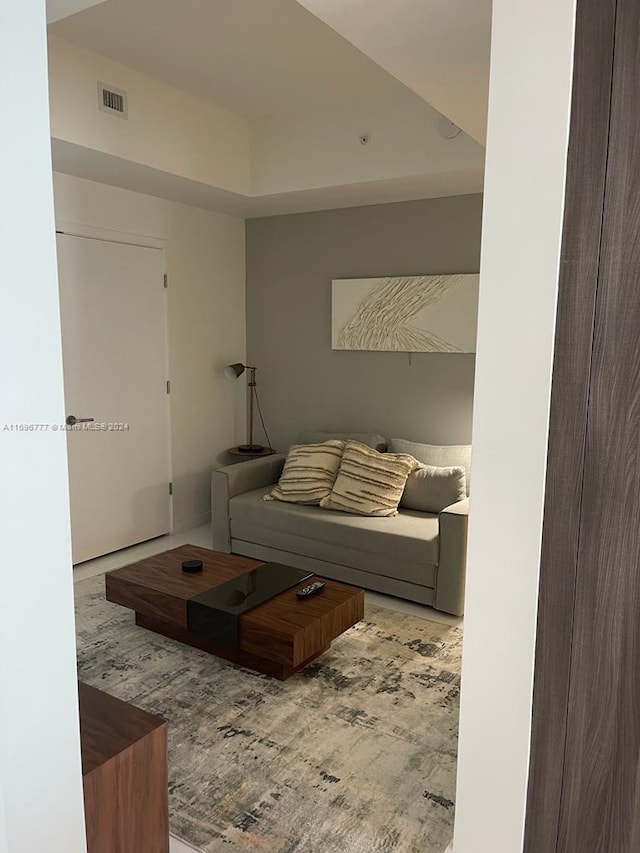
(48, 0), (487, 216)
(52, 139), (483, 219)
(49, 0), (418, 120)
(296, 0), (491, 142)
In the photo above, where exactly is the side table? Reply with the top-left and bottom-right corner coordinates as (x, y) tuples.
(227, 446), (275, 458)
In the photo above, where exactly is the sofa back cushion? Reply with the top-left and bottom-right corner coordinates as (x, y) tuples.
(389, 438), (472, 495)
(298, 430), (387, 452)
(401, 465), (467, 513)
(320, 441), (416, 517)
(264, 440), (345, 505)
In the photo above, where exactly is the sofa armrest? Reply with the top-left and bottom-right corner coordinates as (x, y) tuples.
(211, 453), (287, 552)
(435, 498), (469, 616)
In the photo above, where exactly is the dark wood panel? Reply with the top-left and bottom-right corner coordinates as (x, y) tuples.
(107, 576), (188, 628)
(240, 580), (364, 666)
(557, 0), (640, 846)
(524, 0), (617, 849)
(83, 730), (168, 853)
(136, 613), (330, 680)
(79, 683), (169, 853)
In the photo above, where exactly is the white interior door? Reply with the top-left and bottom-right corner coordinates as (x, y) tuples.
(56, 233), (171, 563)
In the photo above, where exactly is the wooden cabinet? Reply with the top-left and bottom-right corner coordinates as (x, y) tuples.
(79, 682), (169, 853)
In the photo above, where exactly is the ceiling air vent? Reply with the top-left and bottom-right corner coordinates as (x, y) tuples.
(97, 82), (128, 119)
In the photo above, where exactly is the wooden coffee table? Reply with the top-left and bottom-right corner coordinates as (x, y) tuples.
(106, 545), (364, 680)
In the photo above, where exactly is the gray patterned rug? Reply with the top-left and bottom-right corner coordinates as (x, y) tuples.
(74, 575), (461, 853)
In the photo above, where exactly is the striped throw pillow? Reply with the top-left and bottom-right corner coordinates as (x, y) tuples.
(320, 441), (417, 517)
(264, 440), (345, 505)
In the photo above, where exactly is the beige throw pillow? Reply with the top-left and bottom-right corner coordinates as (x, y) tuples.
(320, 441), (417, 517)
(264, 440), (345, 505)
(389, 438), (472, 495)
(401, 465), (466, 513)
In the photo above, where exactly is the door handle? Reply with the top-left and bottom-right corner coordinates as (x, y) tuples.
(66, 415), (95, 426)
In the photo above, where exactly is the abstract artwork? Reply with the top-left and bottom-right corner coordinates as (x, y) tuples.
(332, 274), (479, 352)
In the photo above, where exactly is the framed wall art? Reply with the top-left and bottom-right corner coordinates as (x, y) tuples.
(332, 274), (479, 353)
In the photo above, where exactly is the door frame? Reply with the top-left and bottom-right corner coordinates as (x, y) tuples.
(56, 220), (167, 251)
(55, 221), (175, 537)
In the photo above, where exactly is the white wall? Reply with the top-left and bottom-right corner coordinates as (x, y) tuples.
(250, 88), (485, 196)
(0, 3), (86, 852)
(246, 195), (482, 452)
(0, 791), (6, 853)
(452, 1), (576, 851)
(53, 172), (247, 532)
(48, 36), (251, 195)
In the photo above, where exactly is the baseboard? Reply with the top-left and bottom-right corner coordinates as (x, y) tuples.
(170, 833), (200, 852)
(172, 512), (211, 535)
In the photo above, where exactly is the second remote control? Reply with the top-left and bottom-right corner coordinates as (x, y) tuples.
(296, 581), (326, 600)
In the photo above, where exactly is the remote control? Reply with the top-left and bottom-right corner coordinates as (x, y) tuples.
(296, 580), (326, 600)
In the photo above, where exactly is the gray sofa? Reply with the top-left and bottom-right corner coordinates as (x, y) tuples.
(211, 441), (469, 616)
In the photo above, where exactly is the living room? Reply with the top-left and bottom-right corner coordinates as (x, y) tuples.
(47, 1), (483, 849)
(47, 0), (486, 541)
(3, 2), (592, 853)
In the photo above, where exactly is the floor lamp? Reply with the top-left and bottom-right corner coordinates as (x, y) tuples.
(224, 362), (264, 453)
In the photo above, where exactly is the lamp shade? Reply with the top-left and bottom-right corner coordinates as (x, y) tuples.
(224, 362), (245, 381)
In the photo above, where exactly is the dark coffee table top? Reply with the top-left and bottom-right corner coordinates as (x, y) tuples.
(107, 545), (261, 626)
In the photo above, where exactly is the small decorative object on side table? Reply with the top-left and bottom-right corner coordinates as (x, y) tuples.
(227, 446), (275, 458)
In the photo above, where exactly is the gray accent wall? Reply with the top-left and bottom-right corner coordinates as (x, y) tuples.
(246, 194), (482, 451)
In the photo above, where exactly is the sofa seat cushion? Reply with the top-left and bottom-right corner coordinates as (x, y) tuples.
(231, 523), (436, 589)
(229, 486), (440, 568)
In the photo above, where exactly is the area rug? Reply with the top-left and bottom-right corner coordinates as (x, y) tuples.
(75, 575), (462, 853)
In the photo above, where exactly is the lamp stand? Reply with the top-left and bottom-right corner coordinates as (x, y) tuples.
(237, 367), (264, 453)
